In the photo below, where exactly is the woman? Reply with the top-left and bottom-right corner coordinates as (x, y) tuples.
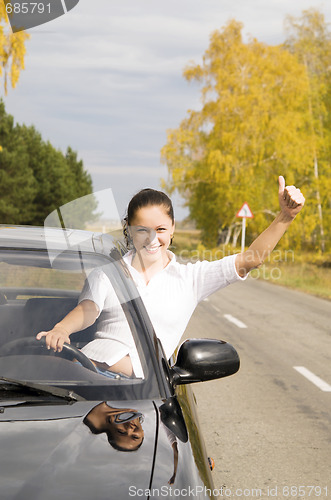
(83, 403), (145, 452)
(36, 176), (304, 376)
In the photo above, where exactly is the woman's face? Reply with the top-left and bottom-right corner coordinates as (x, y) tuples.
(129, 204), (175, 263)
(84, 403), (144, 451)
(108, 418), (144, 451)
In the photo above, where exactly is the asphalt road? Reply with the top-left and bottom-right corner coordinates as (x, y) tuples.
(183, 277), (331, 499)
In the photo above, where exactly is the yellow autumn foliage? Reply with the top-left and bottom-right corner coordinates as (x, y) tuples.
(161, 14), (331, 252)
(0, 2), (29, 93)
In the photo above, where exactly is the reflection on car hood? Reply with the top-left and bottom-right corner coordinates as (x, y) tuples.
(0, 400), (157, 500)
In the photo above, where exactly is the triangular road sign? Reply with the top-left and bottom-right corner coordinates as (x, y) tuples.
(236, 202), (254, 218)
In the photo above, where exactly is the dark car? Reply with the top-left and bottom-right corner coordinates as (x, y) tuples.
(0, 225), (240, 500)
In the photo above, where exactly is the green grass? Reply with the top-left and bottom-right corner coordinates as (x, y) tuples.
(171, 229), (201, 252)
(0, 263), (84, 291)
(251, 259), (331, 300)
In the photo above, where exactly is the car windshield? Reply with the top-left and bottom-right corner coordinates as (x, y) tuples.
(0, 229), (162, 401)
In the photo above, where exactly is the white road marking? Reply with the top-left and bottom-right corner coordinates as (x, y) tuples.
(207, 303), (247, 329)
(223, 314), (247, 329)
(293, 366), (331, 392)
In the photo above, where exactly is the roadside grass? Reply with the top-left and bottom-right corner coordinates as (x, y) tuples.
(171, 229), (201, 252)
(172, 230), (331, 301)
(250, 259), (331, 300)
(0, 262), (84, 292)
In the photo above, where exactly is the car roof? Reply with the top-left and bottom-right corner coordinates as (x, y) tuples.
(0, 225), (125, 256)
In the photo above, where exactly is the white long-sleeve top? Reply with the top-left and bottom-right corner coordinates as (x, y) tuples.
(79, 251), (245, 377)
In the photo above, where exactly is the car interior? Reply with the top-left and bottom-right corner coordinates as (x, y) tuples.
(0, 293), (96, 352)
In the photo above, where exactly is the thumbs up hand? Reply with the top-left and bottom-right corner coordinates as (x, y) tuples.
(278, 176), (305, 220)
(235, 176), (305, 277)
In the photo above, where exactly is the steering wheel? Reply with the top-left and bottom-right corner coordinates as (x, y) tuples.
(0, 337), (98, 373)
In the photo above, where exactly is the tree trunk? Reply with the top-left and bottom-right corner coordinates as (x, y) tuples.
(314, 156), (325, 253)
(232, 224), (242, 247)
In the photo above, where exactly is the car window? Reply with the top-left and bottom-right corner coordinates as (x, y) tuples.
(0, 259), (85, 294)
(0, 246), (161, 401)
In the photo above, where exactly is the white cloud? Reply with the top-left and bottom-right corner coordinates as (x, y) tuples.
(88, 165), (166, 177)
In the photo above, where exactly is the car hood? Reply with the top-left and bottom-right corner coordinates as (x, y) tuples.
(0, 400), (157, 500)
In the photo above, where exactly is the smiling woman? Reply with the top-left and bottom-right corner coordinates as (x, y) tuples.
(123, 189), (175, 283)
(83, 402), (145, 452)
(36, 181), (304, 379)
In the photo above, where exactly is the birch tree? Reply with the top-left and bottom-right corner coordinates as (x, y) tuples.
(0, 3), (29, 94)
(284, 8), (331, 252)
(162, 20), (312, 248)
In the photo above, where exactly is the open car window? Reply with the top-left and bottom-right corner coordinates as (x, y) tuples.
(0, 241), (160, 401)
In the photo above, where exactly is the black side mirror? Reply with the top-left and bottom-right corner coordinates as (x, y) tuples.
(170, 338), (240, 387)
(159, 397), (188, 443)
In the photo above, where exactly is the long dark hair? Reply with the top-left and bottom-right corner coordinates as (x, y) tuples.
(123, 188), (174, 249)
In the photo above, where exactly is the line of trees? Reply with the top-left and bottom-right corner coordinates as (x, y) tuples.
(0, 7), (94, 226)
(0, 101), (94, 225)
(161, 9), (331, 252)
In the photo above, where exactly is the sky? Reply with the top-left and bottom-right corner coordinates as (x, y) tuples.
(2, 0), (331, 221)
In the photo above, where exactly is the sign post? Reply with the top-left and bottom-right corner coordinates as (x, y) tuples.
(236, 202), (254, 252)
